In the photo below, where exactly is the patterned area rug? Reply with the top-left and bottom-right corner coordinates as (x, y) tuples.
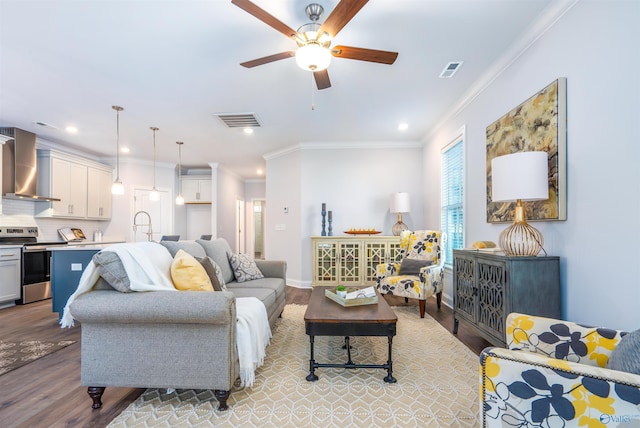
(109, 305), (480, 427)
(0, 340), (76, 376)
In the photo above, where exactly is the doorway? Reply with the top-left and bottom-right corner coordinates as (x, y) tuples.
(253, 200), (265, 259)
(235, 199), (245, 253)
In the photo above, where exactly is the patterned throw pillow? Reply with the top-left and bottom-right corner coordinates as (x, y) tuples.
(399, 258), (433, 275)
(170, 249), (214, 291)
(197, 256), (227, 291)
(228, 253), (264, 283)
(607, 329), (640, 375)
(92, 251), (131, 292)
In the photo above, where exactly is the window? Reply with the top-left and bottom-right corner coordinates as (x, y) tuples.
(440, 135), (464, 267)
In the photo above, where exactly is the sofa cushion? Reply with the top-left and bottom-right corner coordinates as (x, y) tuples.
(197, 256), (227, 291)
(607, 329), (640, 375)
(229, 253), (264, 283)
(170, 249), (214, 292)
(92, 251), (131, 292)
(160, 240), (206, 258)
(399, 258), (433, 275)
(196, 239), (235, 284)
(227, 286), (276, 311)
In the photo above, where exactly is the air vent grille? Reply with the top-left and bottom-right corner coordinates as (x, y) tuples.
(439, 61), (463, 78)
(214, 112), (261, 128)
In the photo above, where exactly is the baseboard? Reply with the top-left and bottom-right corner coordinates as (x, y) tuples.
(285, 279), (312, 289)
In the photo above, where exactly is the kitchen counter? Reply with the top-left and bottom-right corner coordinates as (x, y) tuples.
(47, 240), (125, 250)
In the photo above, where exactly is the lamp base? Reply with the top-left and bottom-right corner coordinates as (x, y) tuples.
(499, 202), (544, 256)
(392, 213), (407, 236)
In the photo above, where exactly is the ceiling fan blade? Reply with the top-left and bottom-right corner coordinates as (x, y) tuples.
(314, 69), (331, 90)
(231, 0), (298, 39)
(318, 0), (369, 38)
(240, 51), (296, 68)
(332, 45), (398, 64)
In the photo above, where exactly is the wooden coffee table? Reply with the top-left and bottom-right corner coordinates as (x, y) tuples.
(303, 286), (398, 383)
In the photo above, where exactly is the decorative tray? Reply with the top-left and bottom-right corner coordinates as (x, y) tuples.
(344, 230), (381, 235)
(325, 287), (379, 307)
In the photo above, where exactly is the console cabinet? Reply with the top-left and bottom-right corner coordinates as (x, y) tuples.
(452, 249), (560, 347)
(312, 236), (402, 286)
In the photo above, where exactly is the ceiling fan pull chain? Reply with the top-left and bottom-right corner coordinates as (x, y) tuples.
(311, 72), (315, 111)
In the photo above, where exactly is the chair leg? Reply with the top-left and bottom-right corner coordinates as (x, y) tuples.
(419, 300), (426, 318)
(436, 291), (442, 310)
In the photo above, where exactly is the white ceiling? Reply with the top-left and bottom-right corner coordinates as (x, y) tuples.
(0, 0), (557, 179)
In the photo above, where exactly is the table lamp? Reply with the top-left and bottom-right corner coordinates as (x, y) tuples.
(390, 192), (410, 236)
(491, 151), (549, 256)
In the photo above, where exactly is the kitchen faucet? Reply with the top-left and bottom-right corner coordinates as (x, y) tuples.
(133, 210), (153, 241)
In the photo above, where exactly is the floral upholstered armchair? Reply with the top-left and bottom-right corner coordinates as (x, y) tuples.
(375, 230), (445, 318)
(480, 313), (640, 427)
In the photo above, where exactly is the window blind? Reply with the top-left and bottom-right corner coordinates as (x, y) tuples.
(441, 140), (464, 266)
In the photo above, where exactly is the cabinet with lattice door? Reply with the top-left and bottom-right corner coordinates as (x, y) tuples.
(452, 249), (560, 346)
(312, 236), (401, 286)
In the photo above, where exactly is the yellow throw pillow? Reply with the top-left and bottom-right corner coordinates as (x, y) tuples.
(170, 249), (214, 291)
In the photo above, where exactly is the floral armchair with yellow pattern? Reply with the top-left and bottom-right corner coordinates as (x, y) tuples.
(375, 230), (445, 318)
(480, 313), (640, 427)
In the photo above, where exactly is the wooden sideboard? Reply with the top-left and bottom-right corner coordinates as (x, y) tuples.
(452, 249), (561, 347)
(312, 236), (402, 286)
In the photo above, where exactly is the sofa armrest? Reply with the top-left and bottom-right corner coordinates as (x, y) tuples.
(70, 289), (236, 325)
(254, 259), (287, 281)
(480, 347), (640, 427)
(505, 313), (627, 368)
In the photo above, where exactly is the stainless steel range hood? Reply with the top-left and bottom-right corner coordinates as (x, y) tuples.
(1, 127), (60, 201)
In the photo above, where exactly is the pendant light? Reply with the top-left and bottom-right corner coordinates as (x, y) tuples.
(149, 126), (160, 201)
(175, 141), (184, 205)
(111, 105), (125, 195)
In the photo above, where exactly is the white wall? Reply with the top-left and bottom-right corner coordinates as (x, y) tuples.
(216, 166), (245, 251)
(266, 143), (424, 287)
(422, 0), (640, 330)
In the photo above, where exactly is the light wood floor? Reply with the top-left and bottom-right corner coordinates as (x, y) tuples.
(0, 287), (490, 427)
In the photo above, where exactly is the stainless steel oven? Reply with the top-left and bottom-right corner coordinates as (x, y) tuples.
(0, 226), (67, 304)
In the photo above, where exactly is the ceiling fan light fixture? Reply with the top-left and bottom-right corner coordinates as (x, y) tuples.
(296, 43), (332, 71)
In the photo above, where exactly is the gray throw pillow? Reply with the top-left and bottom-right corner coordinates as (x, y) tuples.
(607, 329), (640, 375)
(228, 253), (264, 283)
(196, 256), (227, 291)
(92, 251), (131, 292)
(196, 239), (235, 284)
(399, 258), (433, 276)
(160, 240), (206, 258)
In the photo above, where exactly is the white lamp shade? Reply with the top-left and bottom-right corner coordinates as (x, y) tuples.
(295, 43), (332, 71)
(491, 151), (549, 202)
(111, 180), (124, 195)
(390, 192), (410, 213)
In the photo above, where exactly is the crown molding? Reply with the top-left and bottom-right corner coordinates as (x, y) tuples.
(425, 0), (579, 141)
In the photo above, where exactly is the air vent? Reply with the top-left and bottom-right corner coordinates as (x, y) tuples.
(439, 61), (463, 78)
(213, 112), (261, 128)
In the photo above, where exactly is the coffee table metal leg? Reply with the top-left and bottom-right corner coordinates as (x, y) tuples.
(306, 335), (319, 381)
(344, 336), (354, 366)
(383, 335), (397, 383)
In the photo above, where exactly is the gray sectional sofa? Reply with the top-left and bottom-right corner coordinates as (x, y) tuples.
(69, 238), (286, 411)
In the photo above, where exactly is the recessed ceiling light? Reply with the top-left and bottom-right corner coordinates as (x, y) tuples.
(398, 123), (408, 131)
(257, 169), (263, 175)
(65, 126), (78, 134)
(120, 147), (130, 153)
(243, 127), (254, 134)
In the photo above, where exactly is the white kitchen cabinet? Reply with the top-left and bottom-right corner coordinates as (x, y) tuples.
(0, 247), (21, 305)
(181, 177), (211, 203)
(87, 166), (112, 219)
(36, 150), (112, 220)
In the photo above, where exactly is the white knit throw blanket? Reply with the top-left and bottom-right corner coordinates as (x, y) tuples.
(236, 297), (272, 387)
(59, 242), (177, 328)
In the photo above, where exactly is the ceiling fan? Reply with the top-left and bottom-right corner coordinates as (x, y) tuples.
(231, 0), (398, 90)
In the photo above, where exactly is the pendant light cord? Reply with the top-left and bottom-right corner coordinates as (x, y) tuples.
(112, 105), (124, 181)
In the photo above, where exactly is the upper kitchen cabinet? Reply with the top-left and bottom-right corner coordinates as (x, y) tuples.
(86, 166), (112, 219)
(35, 150), (112, 220)
(181, 176), (211, 204)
